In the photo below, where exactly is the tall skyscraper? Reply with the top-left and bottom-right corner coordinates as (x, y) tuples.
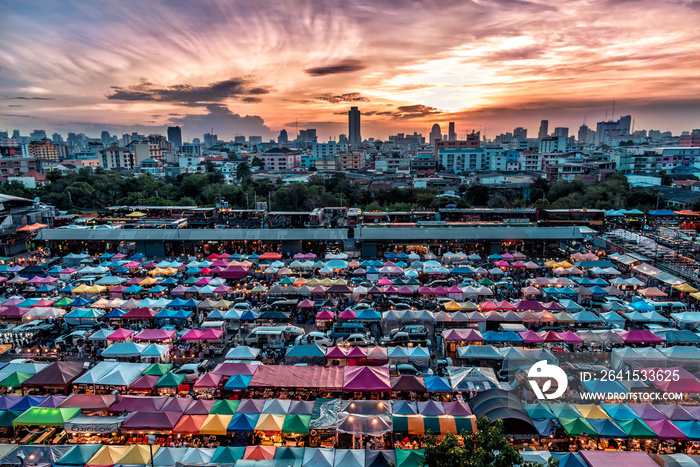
(278, 129), (288, 144)
(513, 127), (527, 139)
(538, 120), (549, 139)
(553, 127), (569, 138)
(596, 115), (632, 145)
(429, 124), (442, 146)
(348, 107), (361, 147)
(100, 130), (111, 146)
(448, 122), (456, 141)
(167, 126), (182, 149)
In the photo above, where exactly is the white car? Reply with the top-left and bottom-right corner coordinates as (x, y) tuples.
(337, 333), (371, 347)
(295, 331), (332, 347)
(172, 364), (202, 384)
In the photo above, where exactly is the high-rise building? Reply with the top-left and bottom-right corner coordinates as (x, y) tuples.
(278, 129), (288, 144)
(679, 129), (700, 147)
(11, 130), (20, 140)
(448, 122), (457, 141)
(349, 107), (361, 146)
(538, 120), (549, 139)
(429, 124), (442, 146)
(30, 130), (47, 142)
(203, 133), (217, 148)
(101, 131), (111, 146)
(27, 140), (66, 162)
(553, 127), (569, 138)
(596, 115), (632, 146)
(167, 126), (182, 149)
(514, 127), (527, 139)
(51, 133), (63, 144)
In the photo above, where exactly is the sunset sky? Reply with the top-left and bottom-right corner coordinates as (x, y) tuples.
(1, 0), (699, 142)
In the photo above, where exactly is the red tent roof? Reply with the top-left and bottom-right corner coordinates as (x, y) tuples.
(342, 366), (391, 392)
(249, 365), (344, 389)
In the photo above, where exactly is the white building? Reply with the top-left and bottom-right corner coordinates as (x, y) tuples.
(312, 141), (347, 158)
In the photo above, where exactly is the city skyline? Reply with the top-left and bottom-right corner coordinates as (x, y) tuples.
(2, 0), (700, 141)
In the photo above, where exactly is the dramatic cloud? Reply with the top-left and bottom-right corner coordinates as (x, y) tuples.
(304, 60), (367, 76)
(1, 0), (699, 140)
(316, 92), (369, 103)
(107, 78), (270, 103)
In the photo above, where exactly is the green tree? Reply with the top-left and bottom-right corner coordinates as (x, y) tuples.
(424, 417), (558, 467)
(251, 156), (264, 169)
(529, 177), (550, 204)
(464, 184), (490, 207)
(236, 163), (252, 181)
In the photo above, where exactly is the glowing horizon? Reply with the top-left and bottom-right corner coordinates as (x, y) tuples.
(1, 0), (699, 142)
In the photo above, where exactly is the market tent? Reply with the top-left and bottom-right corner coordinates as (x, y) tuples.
(302, 448), (335, 467)
(13, 407), (80, 426)
(395, 449), (425, 467)
(392, 414), (476, 435)
(424, 376), (452, 393)
(364, 450), (395, 467)
(211, 399), (241, 415)
(525, 402), (556, 420)
(59, 394), (117, 411)
(55, 444), (103, 466)
(22, 362), (85, 392)
(469, 389), (538, 435)
(225, 345), (261, 360)
(115, 444), (160, 466)
(184, 399), (216, 415)
(86, 445), (130, 467)
(224, 374), (253, 391)
(151, 447), (186, 467)
(645, 419), (688, 440)
(120, 411), (181, 432)
(587, 418), (628, 439)
(109, 395), (168, 413)
(448, 366), (500, 392)
(580, 451), (660, 467)
(342, 366), (391, 392)
(616, 418), (657, 438)
(558, 417), (598, 437)
(282, 414), (311, 434)
(334, 449), (365, 467)
(673, 421), (700, 441)
(143, 363), (173, 376)
(63, 414), (124, 435)
(210, 446), (246, 464)
(199, 413), (234, 435)
(227, 412), (260, 432)
(180, 447), (215, 464)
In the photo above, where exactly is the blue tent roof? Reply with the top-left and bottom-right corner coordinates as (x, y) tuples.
(588, 418), (628, 438)
(482, 331), (523, 343)
(385, 253), (398, 259)
(600, 311), (625, 323)
(124, 285), (143, 294)
(154, 309), (193, 320)
(673, 421), (700, 441)
(240, 310), (259, 321)
(450, 267), (475, 274)
(648, 210), (678, 216)
(227, 412), (259, 432)
(356, 309), (381, 321)
(551, 452), (587, 467)
(130, 253), (145, 259)
(103, 308), (128, 319)
(572, 311), (604, 324)
(630, 301), (655, 312)
(488, 254), (502, 260)
(224, 374), (253, 390)
(71, 297), (92, 307)
(424, 376), (452, 393)
(35, 285), (57, 293)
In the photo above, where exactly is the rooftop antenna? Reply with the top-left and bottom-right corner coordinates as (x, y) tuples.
(611, 100), (616, 121)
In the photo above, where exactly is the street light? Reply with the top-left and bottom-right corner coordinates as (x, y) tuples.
(148, 434), (156, 467)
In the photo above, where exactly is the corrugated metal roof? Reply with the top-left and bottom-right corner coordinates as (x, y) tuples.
(37, 228), (348, 242)
(354, 226), (583, 241)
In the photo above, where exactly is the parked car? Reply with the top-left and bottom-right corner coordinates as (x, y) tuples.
(172, 363), (204, 384)
(294, 331), (333, 347)
(336, 333), (371, 347)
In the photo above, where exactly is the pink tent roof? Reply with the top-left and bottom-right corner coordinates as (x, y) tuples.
(417, 286), (435, 294)
(433, 286), (449, 295)
(129, 375), (159, 390)
(500, 253), (514, 260)
(108, 395), (168, 413)
(516, 300), (544, 310)
(494, 260), (510, 268)
(199, 329), (223, 340)
(193, 372), (223, 388)
(619, 330), (665, 344)
(644, 366), (700, 393)
(442, 329), (483, 342)
(644, 419), (687, 440)
(326, 346), (349, 358)
(248, 366), (344, 389)
(539, 330), (564, 342)
(479, 301), (499, 311)
(397, 286), (414, 295)
(134, 329), (176, 342)
(338, 309), (357, 320)
(107, 328), (135, 340)
(580, 451), (660, 467)
(543, 301), (565, 310)
(122, 307), (157, 319)
(213, 285), (231, 293)
(0, 306), (30, 318)
(297, 299), (315, 308)
(377, 278), (392, 286)
(211, 362), (257, 376)
(181, 329), (205, 340)
(316, 310), (334, 320)
(519, 330), (544, 343)
(447, 285), (463, 294)
(497, 300), (516, 310)
(343, 366), (391, 392)
(560, 331), (584, 343)
(511, 261), (527, 268)
(346, 346), (368, 359)
(383, 286), (398, 294)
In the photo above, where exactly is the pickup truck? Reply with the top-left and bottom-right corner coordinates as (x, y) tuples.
(380, 325), (431, 347)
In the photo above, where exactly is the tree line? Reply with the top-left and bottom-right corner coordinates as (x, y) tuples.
(0, 166), (681, 214)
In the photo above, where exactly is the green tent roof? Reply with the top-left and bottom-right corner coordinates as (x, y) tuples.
(55, 444), (103, 465)
(210, 446), (245, 464)
(53, 297), (75, 307)
(143, 363), (173, 376)
(0, 372), (34, 388)
(281, 414), (311, 434)
(0, 410), (24, 428)
(212, 399), (240, 415)
(13, 407), (80, 426)
(154, 372), (185, 388)
(396, 449), (425, 467)
(559, 417), (598, 437)
(478, 278), (495, 286)
(525, 402), (556, 420)
(617, 418), (658, 438)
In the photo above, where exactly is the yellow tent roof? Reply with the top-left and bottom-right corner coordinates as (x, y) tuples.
(574, 404), (611, 419)
(126, 211), (147, 217)
(199, 414), (233, 435)
(443, 300), (462, 311)
(140, 277), (160, 285)
(674, 283), (698, 293)
(459, 301), (479, 310)
(690, 292), (700, 301)
(557, 261), (574, 268)
(162, 267), (179, 275)
(83, 285), (106, 294)
(307, 278), (321, 286)
(320, 278), (334, 286)
(71, 284), (90, 293)
(116, 445), (159, 465)
(254, 413), (285, 433)
(293, 278), (308, 287)
(87, 445), (130, 466)
(544, 260), (557, 268)
(333, 278), (348, 285)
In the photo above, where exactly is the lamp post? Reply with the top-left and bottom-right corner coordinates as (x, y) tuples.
(148, 434), (156, 467)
